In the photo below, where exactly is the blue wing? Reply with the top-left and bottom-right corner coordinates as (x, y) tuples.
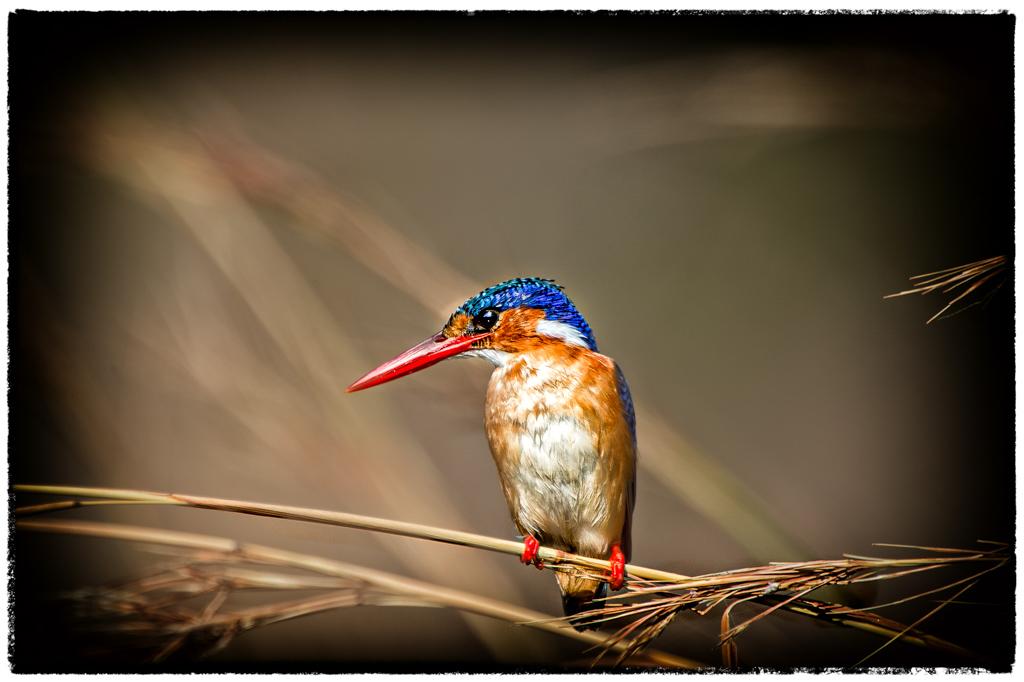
(614, 363), (636, 447)
(613, 362), (637, 561)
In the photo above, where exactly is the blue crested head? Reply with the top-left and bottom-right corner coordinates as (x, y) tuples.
(457, 277), (598, 351)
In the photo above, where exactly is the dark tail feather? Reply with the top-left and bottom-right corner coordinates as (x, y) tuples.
(561, 580), (609, 632)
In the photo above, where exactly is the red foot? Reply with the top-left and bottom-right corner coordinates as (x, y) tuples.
(609, 544), (626, 590)
(520, 535), (544, 569)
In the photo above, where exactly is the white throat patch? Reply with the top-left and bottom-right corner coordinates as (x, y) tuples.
(535, 319), (590, 348)
(461, 348), (513, 367)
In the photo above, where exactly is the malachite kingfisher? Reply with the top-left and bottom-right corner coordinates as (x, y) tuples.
(347, 278), (636, 628)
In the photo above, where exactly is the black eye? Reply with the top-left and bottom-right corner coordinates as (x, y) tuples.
(474, 308), (500, 331)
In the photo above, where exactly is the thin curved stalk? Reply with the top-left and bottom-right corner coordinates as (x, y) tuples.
(15, 484), (682, 581)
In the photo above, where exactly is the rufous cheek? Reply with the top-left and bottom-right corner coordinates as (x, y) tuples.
(490, 308), (549, 352)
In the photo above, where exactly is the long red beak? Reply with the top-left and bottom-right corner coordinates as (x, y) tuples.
(346, 332), (491, 393)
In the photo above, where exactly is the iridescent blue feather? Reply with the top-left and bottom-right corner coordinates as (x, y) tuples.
(457, 277), (598, 351)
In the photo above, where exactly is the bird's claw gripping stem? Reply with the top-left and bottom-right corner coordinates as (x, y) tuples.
(609, 544), (626, 590)
(520, 535), (544, 569)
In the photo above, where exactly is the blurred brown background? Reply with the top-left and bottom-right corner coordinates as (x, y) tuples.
(10, 11), (1014, 671)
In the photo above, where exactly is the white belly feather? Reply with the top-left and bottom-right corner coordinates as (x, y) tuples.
(515, 413), (600, 533)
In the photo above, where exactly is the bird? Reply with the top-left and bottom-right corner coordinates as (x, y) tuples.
(347, 277), (636, 629)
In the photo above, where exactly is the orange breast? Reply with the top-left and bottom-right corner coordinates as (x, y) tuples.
(483, 345), (636, 561)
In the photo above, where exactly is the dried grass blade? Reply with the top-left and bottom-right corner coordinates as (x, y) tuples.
(906, 255), (1005, 280)
(613, 606), (679, 666)
(723, 583), (830, 642)
(884, 255), (1008, 324)
(910, 264), (990, 290)
(720, 598), (755, 667)
(853, 580), (980, 667)
(872, 542), (1004, 554)
(850, 564), (944, 583)
(835, 561), (1006, 615)
(927, 270), (1003, 323)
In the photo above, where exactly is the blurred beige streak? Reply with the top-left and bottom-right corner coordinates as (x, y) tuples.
(567, 50), (950, 157)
